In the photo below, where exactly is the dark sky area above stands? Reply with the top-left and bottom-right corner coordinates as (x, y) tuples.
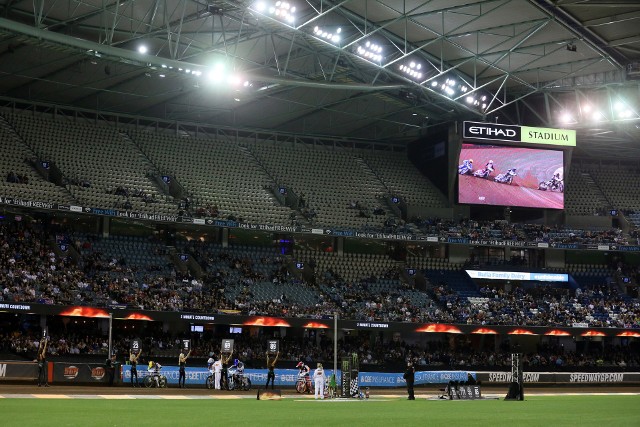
(0, 1), (638, 158)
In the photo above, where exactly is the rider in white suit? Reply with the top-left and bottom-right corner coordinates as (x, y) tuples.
(213, 358), (223, 390)
(314, 363), (326, 399)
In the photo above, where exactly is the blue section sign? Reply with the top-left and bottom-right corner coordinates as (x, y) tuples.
(121, 366), (474, 387)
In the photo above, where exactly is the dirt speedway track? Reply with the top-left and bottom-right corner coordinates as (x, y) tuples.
(459, 174), (564, 209)
(1, 384), (638, 399)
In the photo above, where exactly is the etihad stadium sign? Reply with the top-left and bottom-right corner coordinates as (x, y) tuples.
(463, 121), (576, 147)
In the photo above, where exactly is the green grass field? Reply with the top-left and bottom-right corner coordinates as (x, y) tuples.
(2, 395), (639, 427)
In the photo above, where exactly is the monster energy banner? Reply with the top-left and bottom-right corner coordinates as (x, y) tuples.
(1, 195), (637, 250)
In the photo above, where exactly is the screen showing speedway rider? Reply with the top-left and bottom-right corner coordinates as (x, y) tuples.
(458, 158), (473, 174)
(473, 159), (494, 178)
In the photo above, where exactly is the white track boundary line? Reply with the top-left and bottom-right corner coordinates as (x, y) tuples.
(1, 392), (638, 400)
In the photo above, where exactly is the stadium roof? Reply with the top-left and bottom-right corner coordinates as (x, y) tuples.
(0, 0), (638, 158)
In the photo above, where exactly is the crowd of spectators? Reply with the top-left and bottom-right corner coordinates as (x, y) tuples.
(431, 283), (640, 329)
(4, 327), (638, 372)
(412, 217), (630, 246)
(1, 218), (639, 329)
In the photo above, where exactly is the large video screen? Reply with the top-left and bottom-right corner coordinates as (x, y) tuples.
(457, 143), (564, 209)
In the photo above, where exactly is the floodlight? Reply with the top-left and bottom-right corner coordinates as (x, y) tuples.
(560, 112), (573, 123)
(314, 26), (341, 44)
(399, 60), (424, 80)
(267, 1), (296, 24)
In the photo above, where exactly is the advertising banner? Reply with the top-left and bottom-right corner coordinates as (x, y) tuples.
(3, 194), (640, 251)
(53, 362), (111, 384)
(463, 122), (576, 147)
(0, 361), (38, 381)
(476, 371), (640, 384)
(465, 270), (569, 282)
(120, 366), (472, 387)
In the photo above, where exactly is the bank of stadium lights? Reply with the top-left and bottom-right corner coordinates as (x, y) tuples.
(614, 101), (635, 119)
(254, 1), (296, 24)
(356, 41), (383, 63)
(399, 61), (423, 80)
(429, 77), (470, 99)
(154, 62), (253, 90)
(559, 112), (575, 124)
(581, 104), (605, 122)
(313, 26), (341, 44)
(465, 94), (489, 110)
(556, 100), (636, 124)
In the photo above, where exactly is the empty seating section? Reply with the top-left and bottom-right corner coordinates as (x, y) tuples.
(564, 167), (606, 215)
(76, 235), (172, 279)
(297, 250), (397, 283)
(409, 257), (461, 272)
(246, 142), (388, 229)
(424, 268), (481, 298)
(0, 115), (73, 203)
(583, 164), (640, 211)
(190, 243), (321, 308)
(566, 263), (613, 288)
(361, 151), (446, 208)
(8, 114), (173, 214)
(132, 130), (291, 224)
(4, 111), (640, 237)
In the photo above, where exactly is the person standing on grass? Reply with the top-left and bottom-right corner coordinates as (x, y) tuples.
(213, 357), (223, 390)
(403, 362), (415, 400)
(130, 349), (141, 387)
(178, 348), (192, 388)
(106, 353), (117, 386)
(220, 351), (233, 390)
(266, 351), (279, 389)
(314, 363), (326, 400)
(36, 337), (49, 387)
